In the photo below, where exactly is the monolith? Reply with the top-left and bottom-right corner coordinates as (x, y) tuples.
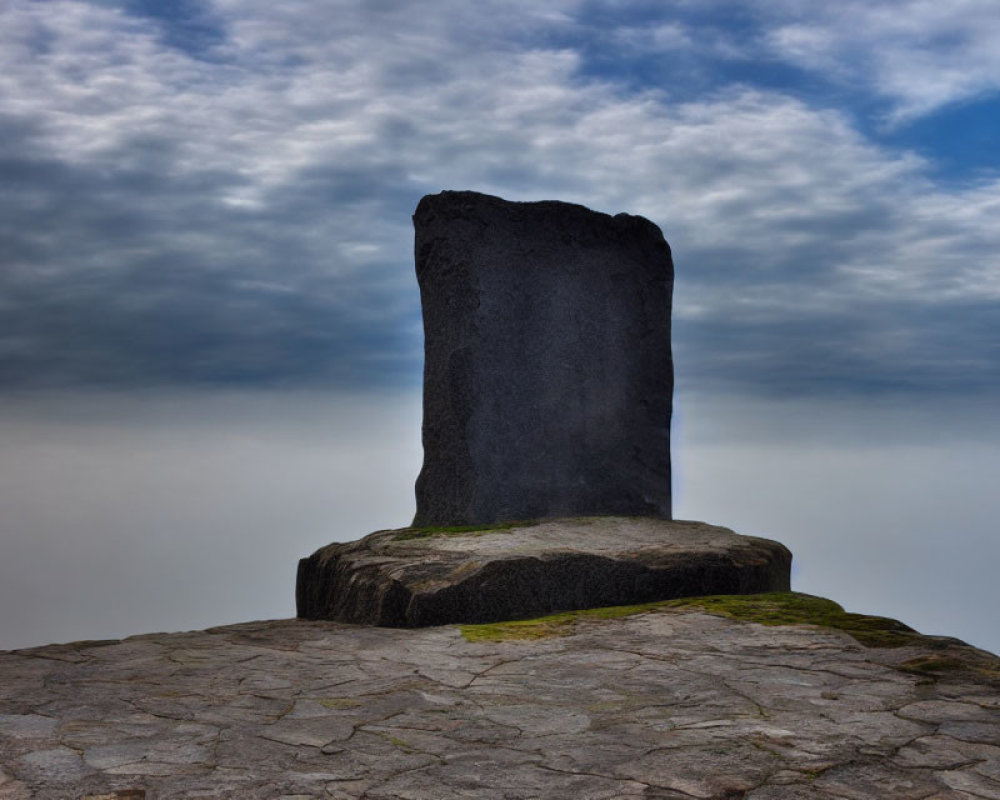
(413, 191), (673, 526)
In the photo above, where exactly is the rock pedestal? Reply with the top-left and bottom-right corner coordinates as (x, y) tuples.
(413, 191), (673, 526)
(297, 191), (794, 629)
(296, 517), (791, 626)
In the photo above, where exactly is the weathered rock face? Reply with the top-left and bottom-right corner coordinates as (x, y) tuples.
(296, 517), (791, 626)
(4, 604), (999, 799)
(413, 191), (673, 526)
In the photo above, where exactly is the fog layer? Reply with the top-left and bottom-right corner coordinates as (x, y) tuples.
(1, 390), (996, 655)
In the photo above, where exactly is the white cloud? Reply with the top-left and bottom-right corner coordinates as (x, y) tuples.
(0, 0), (997, 391)
(763, 0), (1000, 122)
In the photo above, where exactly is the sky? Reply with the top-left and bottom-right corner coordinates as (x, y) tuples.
(1, 1), (998, 653)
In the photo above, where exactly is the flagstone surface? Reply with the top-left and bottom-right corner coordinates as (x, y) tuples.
(2, 605), (999, 799)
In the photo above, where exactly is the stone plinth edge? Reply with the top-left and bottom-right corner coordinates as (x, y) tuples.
(295, 517), (791, 627)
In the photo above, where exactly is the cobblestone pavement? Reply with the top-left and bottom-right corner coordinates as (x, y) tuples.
(1, 608), (999, 799)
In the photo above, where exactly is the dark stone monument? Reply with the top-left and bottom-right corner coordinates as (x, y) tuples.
(413, 190), (674, 526)
(295, 190), (792, 627)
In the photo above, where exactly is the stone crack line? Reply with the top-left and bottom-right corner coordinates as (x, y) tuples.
(360, 757), (448, 797)
(729, 654), (904, 681)
(365, 730), (447, 768)
(461, 657), (524, 688)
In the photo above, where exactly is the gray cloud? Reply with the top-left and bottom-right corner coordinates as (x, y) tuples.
(0, 140), (422, 387)
(0, 0), (997, 398)
(676, 287), (1000, 398)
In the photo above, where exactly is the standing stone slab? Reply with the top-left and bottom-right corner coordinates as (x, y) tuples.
(414, 191), (673, 526)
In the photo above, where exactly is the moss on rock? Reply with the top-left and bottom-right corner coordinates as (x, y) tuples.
(459, 592), (919, 647)
(662, 592), (919, 648)
(458, 591), (1000, 683)
(393, 520), (537, 541)
(897, 655), (967, 676)
(459, 601), (667, 642)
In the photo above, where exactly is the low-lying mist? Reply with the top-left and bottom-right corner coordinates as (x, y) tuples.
(1, 389), (996, 655)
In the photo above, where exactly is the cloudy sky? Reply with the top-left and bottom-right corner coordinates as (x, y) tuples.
(1, 1), (998, 653)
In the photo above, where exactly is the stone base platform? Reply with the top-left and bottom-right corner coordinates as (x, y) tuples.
(296, 517), (791, 626)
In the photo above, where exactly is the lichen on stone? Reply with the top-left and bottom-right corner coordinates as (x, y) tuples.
(317, 697), (362, 710)
(393, 520), (536, 541)
(459, 600), (669, 642)
(458, 592), (921, 647)
(662, 592), (919, 648)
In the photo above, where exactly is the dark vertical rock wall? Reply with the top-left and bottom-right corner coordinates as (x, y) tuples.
(413, 190), (673, 526)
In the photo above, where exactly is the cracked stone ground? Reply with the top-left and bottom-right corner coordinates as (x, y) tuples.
(1, 607), (999, 799)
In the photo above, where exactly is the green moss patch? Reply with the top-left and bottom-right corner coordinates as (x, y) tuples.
(897, 655), (967, 676)
(459, 601), (669, 642)
(458, 592), (1000, 685)
(65, 639), (122, 650)
(459, 592), (921, 647)
(662, 592), (920, 648)
(898, 652), (1000, 682)
(317, 697), (362, 710)
(394, 520), (537, 541)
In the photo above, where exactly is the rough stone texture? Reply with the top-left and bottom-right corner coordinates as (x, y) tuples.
(296, 517), (791, 626)
(2, 607), (999, 799)
(413, 191), (673, 526)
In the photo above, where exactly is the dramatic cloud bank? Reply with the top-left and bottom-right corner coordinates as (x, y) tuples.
(1, 0), (997, 395)
(2, 3), (998, 653)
